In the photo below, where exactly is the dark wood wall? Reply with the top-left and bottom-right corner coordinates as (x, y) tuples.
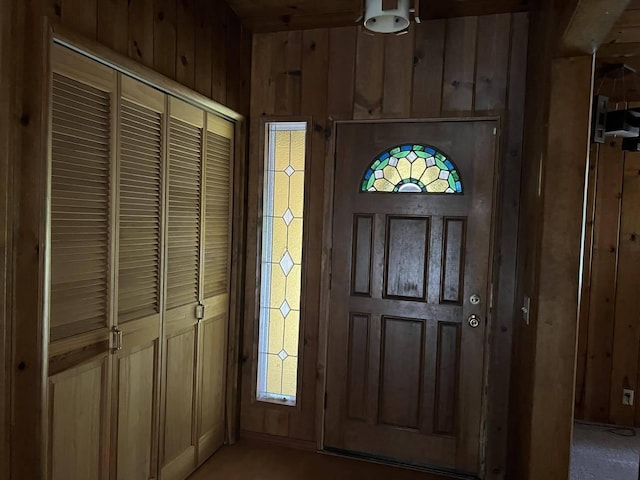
(575, 135), (640, 428)
(243, 13), (528, 478)
(0, 0), (16, 478)
(45, 0), (251, 115)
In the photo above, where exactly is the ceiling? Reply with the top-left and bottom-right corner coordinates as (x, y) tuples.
(225, 0), (531, 32)
(596, 0), (640, 101)
(600, 0), (640, 58)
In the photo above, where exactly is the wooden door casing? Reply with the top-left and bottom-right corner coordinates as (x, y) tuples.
(325, 120), (498, 475)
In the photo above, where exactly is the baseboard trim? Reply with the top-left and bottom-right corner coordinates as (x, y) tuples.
(239, 430), (317, 451)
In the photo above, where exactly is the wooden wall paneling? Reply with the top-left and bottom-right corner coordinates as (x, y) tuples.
(61, 0), (98, 39)
(327, 27), (356, 118)
(176, 0), (196, 89)
(210, 0), (230, 105)
(0, 0), (17, 476)
(273, 31), (303, 116)
(353, 29), (384, 120)
(153, 0), (177, 79)
(237, 25), (253, 117)
(97, 0), (129, 55)
(609, 151), (640, 427)
(382, 29), (414, 118)
(475, 14), (511, 112)
(574, 142), (598, 420)
(194, 0), (213, 97)
(442, 17), (478, 114)
(128, 0), (154, 68)
(224, 9), (242, 112)
(246, 15), (529, 466)
(411, 19), (446, 117)
(241, 32), (275, 437)
(582, 139), (624, 423)
(484, 12), (528, 479)
(41, 0), (61, 22)
(290, 28), (329, 442)
(51, 24), (244, 122)
(11, 1), (47, 476)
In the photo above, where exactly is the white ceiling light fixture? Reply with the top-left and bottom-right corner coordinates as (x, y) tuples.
(362, 0), (421, 35)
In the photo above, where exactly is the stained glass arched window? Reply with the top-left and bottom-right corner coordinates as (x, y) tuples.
(361, 144), (463, 193)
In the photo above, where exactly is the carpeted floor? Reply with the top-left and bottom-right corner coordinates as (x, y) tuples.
(571, 422), (640, 480)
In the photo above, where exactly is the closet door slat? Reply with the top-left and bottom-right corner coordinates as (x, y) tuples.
(117, 99), (163, 323)
(203, 131), (231, 299)
(167, 117), (202, 310)
(50, 73), (111, 341)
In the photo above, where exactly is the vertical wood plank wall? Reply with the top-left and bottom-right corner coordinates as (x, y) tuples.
(44, 0), (251, 116)
(575, 136), (640, 428)
(7, 0), (250, 477)
(0, 0), (18, 478)
(244, 13), (528, 478)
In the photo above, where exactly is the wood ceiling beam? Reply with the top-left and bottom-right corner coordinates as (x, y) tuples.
(598, 41), (640, 57)
(237, 0), (530, 32)
(560, 0), (631, 55)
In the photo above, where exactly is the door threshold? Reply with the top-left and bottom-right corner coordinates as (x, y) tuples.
(322, 447), (479, 480)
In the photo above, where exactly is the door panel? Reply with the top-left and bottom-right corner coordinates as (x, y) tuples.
(111, 76), (165, 480)
(325, 120), (497, 475)
(114, 339), (158, 480)
(379, 317), (425, 429)
(434, 322), (460, 435)
(441, 218), (466, 304)
(49, 354), (111, 480)
(196, 114), (234, 464)
(384, 216), (429, 300)
(160, 98), (203, 480)
(164, 327), (197, 462)
(48, 45), (116, 480)
(196, 302), (227, 461)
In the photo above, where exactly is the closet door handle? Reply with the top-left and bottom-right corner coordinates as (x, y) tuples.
(112, 326), (123, 353)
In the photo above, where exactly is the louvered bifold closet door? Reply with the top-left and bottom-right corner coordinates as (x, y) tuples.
(196, 114), (234, 463)
(47, 44), (115, 480)
(111, 76), (165, 480)
(160, 98), (204, 480)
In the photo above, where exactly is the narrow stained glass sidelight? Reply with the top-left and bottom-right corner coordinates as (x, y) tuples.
(257, 122), (307, 405)
(361, 144), (463, 194)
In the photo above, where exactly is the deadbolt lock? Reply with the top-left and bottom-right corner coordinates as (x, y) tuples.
(468, 314), (481, 328)
(470, 294), (481, 305)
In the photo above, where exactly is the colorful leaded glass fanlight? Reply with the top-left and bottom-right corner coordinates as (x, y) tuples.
(361, 144), (463, 193)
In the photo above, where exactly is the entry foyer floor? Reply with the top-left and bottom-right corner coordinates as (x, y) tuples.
(190, 439), (451, 480)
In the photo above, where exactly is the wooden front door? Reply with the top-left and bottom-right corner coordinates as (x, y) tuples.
(324, 120), (498, 476)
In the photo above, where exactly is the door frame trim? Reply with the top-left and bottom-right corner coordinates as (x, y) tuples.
(316, 116), (503, 478)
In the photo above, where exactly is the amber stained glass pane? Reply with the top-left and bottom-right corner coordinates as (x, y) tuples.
(257, 122), (307, 405)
